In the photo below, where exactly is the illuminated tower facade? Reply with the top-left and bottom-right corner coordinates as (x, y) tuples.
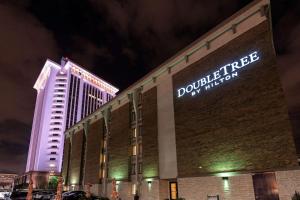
(26, 58), (118, 173)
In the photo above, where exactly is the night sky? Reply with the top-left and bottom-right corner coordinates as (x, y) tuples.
(0, 0), (299, 174)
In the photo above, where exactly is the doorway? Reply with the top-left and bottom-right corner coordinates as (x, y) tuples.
(169, 181), (178, 200)
(252, 173), (279, 200)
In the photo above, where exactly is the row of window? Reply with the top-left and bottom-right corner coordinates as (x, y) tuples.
(131, 162), (142, 175)
(81, 82), (106, 119)
(130, 100), (143, 176)
(48, 74), (67, 164)
(130, 108), (142, 123)
(65, 75), (80, 130)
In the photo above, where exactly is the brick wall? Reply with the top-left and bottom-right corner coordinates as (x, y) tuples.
(69, 130), (84, 185)
(62, 138), (71, 185)
(178, 175), (255, 200)
(109, 103), (131, 181)
(173, 21), (298, 177)
(140, 179), (169, 200)
(276, 170), (300, 200)
(107, 181), (133, 200)
(84, 119), (104, 184)
(142, 87), (159, 178)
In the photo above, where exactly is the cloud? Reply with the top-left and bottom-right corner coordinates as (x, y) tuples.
(0, 4), (59, 124)
(274, 1), (300, 112)
(0, 119), (31, 173)
(89, 0), (245, 69)
(66, 36), (114, 70)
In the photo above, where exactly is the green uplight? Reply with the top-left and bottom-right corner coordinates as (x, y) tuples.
(143, 166), (158, 178)
(201, 151), (246, 174)
(215, 172), (238, 177)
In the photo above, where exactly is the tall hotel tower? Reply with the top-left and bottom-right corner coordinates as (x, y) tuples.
(26, 58), (118, 174)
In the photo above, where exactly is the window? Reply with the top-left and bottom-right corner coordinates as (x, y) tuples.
(52, 105), (63, 108)
(138, 126), (142, 136)
(138, 108), (142, 120)
(138, 93), (142, 104)
(56, 79), (66, 82)
(133, 128), (137, 138)
(50, 128), (60, 131)
(102, 169), (106, 178)
(50, 158), (56, 161)
(169, 182), (178, 200)
(131, 111), (136, 122)
(138, 144), (142, 154)
(138, 163), (142, 174)
(50, 152), (56, 155)
(131, 163), (136, 175)
(54, 94), (64, 97)
(51, 116), (62, 119)
(52, 111), (62, 114)
(50, 122), (61, 125)
(132, 184), (136, 195)
(50, 145), (58, 149)
(55, 84), (65, 87)
(132, 145), (137, 156)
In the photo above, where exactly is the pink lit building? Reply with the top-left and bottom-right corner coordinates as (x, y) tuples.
(26, 58), (118, 174)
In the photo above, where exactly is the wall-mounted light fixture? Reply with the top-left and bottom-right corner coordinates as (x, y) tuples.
(222, 177), (229, 191)
(147, 180), (152, 190)
(116, 181), (120, 192)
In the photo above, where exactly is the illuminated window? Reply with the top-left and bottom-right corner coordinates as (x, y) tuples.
(169, 182), (178, 200)
(132, 184), (136, 194)
(103, 154), (106, 163)
(132, 145), (137, 156)
(102, 169), (106, 178)
(133, 128), (137, 138)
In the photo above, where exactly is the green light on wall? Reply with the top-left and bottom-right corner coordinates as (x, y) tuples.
(143, 166), (157, 178)
(215, 172), (237, 177)
(110, 171), (126, 180)
(203, 152), (246, 173)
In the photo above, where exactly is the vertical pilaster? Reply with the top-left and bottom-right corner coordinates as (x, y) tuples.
(101, 106), (112, 197)
(81, 121), (90, 188)
(128, 87), (143, 196)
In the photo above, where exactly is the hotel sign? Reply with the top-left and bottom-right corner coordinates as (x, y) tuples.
(177, 51), (260, 98)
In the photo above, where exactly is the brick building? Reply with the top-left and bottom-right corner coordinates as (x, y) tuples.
(62, 0), (300, 199)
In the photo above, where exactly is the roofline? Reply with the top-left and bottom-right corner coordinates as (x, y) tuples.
(65, 0), (270, 134)
(33, 58), (119, 94)
(66, 60), (119, 93)
(108, 0), (269, 98)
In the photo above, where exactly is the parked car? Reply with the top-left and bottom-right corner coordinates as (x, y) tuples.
(33, 191), (55, 200)
(62, 191), (86, 200)
(10, 191), (27, 200)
